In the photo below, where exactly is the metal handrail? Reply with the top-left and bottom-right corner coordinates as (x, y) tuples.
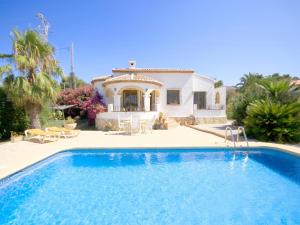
(225, 127), (236, 148)
(237, 126), (249, 148)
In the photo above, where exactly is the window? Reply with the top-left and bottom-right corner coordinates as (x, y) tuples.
(194, 92), (206, 109)
(215, 92), (220, 104)
(167, 90), (180, 105)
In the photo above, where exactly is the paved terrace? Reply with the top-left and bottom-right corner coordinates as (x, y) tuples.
(0, 126), (299, 179)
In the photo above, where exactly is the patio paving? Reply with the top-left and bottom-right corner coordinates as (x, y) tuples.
(0, 126), (299, 179)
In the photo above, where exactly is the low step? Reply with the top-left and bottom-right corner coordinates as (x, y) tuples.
(166, 118), (179, 129)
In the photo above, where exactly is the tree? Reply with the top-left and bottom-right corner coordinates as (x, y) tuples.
(236, 73), (263, 93)
(244, 79), (300, 143)
(0, 86), (29, 140)
(56, 85), (106, 125)
(258, 79), (300, 104)
(214, 80), (223, 88)
(61, 75), (87, 89)
(0, 28), (62, 128)
(228, 73), (300, 128)
(228, 73), (264, 124)
(268, 73), (299, 82)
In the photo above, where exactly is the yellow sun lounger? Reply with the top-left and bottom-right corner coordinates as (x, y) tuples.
(24, 129), (59, 143)
(46, 127), (80, 138)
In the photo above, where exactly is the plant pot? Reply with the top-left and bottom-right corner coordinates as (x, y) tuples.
(64, 123), (77, 130)
(11, 135), (23, 143)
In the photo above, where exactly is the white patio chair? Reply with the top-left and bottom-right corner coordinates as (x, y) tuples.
(122, 114), (132, 135)
(117, 113), (126, 133)
(141, 115), (156, 134)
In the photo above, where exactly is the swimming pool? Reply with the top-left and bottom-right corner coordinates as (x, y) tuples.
(0, 147), (299, 225)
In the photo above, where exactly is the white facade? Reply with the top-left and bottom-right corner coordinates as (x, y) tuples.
(92, 61), (226, 129)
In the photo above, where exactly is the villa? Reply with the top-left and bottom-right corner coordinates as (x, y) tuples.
(92, 61), (226, 130)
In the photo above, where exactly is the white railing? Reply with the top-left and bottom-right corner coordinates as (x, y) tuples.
(97, 111), (158, 120)
(207, 105), (225, 110)
(194, 109), (226, 117)
(224, 126), (249, 149)
(237, 126), (249, 148)
(225, 127), (236, 148)
(107, 103), (160, 112)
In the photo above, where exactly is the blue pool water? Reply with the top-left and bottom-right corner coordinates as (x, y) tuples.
(0, 148), (300, 225)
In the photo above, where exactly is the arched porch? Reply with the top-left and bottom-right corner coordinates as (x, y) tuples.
(102, 74), (162, 112)
(118, 88), (160, 112)
(95, 74), (162, 130)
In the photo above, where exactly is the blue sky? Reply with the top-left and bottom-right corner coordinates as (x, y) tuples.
(1, 0), (299, 85)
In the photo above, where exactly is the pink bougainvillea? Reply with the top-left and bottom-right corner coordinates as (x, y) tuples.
(82, 91), (107, 125)
(57, 85), (107, 125)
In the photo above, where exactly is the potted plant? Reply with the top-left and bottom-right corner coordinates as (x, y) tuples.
(153, 112), (168, 130)
(64, 116), (77, 130)
(10, 131), (23, 143)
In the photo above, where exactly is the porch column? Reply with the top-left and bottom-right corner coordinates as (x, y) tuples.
(144, 93), (150, 112)
(113, 93), (121, 111)
(155, 96), (160, 112)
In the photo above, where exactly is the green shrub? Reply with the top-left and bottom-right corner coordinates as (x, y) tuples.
(244, 100), (300, 143)
(258, 79), (299, 103)
(229, 96), (250, 124)
(228, 74), (300, 143)
(227, 73), (265, 123)
(229, 94), (263, 125)
(0, 87), (29, 140)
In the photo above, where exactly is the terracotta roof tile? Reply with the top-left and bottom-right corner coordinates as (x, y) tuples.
(102, 74), (163, 86)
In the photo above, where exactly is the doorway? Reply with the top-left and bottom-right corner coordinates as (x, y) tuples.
(122, 90), (138, 111)
(194, 92), (206, 109)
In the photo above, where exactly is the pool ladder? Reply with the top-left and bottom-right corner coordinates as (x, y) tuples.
(225, 126), (249, 149)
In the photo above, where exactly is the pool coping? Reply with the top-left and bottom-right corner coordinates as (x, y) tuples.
(1, 146), (299, 186)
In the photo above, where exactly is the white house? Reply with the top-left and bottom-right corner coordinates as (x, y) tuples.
(92, 61), (226, 130)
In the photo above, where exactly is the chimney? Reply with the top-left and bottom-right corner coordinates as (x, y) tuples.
(129, 60), (136, 69)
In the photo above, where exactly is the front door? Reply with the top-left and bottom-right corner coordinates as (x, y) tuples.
(122, 90), (138, 111)
(194, 92), (206, 109)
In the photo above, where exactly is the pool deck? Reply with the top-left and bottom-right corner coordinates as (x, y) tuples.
(0, 126), (299, 179)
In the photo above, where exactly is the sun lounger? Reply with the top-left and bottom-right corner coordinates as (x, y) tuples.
(24, 129), (59, 143)
(46, 127), (80, 138)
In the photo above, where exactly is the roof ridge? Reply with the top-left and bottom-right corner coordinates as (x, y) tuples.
(112, 68), (194, 73)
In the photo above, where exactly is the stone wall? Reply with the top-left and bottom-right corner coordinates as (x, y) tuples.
(95, 118), (154, 131)
(195, 117), (227, 124)
(96, 116), (227, 131)
(173, 116), (227, 125)
(95, 119), (119, 131)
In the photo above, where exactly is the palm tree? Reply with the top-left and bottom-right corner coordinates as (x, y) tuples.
(258, 79), (300, 104)
(236, 73), (263, 92)
(0, 29), (62, 128)
(244, 99), (300, 143)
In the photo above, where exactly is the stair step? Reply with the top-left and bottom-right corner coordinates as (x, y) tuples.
(166, 118), (179, 128)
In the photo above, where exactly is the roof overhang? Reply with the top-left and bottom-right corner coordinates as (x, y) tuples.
(91, 75), (112, 84)
(102, 74), (163, 87)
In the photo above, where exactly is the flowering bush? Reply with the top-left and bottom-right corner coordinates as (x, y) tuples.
(82, 91), (107, 125)
(57, 85), (106, 124)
